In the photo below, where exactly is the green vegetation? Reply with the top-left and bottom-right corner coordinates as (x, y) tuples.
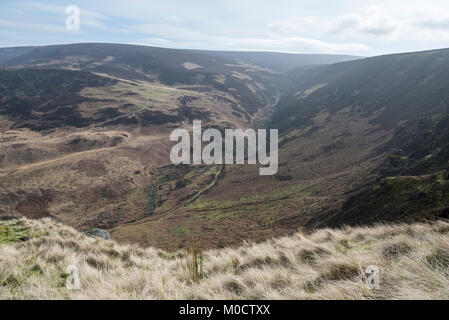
(213, 74), (226, 84)
(0, 220), (39, 244)
(5, 43), (449, 251)
(323, 172), (449, 227)
(379, 114), (449, 176)
(312, 113), (449, 228)
(142, 183), (161, 217)
(187, 184), (308, 211)
(138, 84), (177, 101)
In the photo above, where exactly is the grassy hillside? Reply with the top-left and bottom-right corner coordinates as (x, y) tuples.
(307, 113), (449, 228)
(0, 44), (360, 74)
(0, 43), (276, 117)
(0, 68), (230, 131)
(2, 44), (449, 251)
(0, 44), (363, 248)
(0, 44), (285, 227)
(270, 48), (449, 132)
(0, 69), (117, 130)
(1, 218), (449, 299)
(0, 43), (361, 118)
(0, 47), (35, 64)
(190, 50), (361, 73)
(378, 114), (449, 176)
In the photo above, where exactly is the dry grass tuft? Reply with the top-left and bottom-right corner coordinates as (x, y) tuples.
(381, 241), (412, 260)
(182, 240), (204, 283)
(319, 262), (360, 282)
(426, 249), (449, 270)
(1, 218), (449, 299)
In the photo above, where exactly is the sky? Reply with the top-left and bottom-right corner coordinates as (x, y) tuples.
(1, 0), (449, 56)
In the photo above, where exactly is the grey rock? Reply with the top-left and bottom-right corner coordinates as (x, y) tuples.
(84, 228), (111, 240)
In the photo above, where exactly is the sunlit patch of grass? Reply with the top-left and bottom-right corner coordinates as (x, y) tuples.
(187, 184), (308, 211)
(0, 220), (41, 244)
(213, 74), (226, 84)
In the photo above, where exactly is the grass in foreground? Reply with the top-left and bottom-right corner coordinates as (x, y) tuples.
(1, 218), (449, 299)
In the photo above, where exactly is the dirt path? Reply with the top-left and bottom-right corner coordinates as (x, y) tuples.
(92, 72), (197, 93)
(0, 145), (120, 176)
(0, 133), (167, 176)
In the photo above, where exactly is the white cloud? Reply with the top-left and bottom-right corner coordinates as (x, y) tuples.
(135, 27), (370, 54)
(138, 37), (174, 47)
(20, 1), (106, 20)
(128, 12), (370, 54)
(220, 36), (370, 54)
(415, 11), (449, 31)
(164, 16), (184, 24)
(270, 6), (400, 39)
(330, 14), (398, 37)
(3, 0), (449, 55)
(0, 19), (68, 34)
(268, 17), (321, 36)
(130, 23), (205, 41)
(13, 1), (129, 33)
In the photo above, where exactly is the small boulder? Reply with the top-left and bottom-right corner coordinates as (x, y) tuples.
(84, 228), (111, 240)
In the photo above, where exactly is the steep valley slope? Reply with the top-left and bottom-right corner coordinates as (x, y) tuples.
(112, 48), (449, 249)
(0, 43), (362, 249)
(2, 44), (449, 251)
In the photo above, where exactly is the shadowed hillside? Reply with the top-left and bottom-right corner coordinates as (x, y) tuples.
(0, 69), (117, 130)
(308, 113), (449, 228)
(270, 48), (449, 132)
(190, 50), (361, 73)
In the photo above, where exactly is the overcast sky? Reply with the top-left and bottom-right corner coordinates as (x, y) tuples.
(1, 0), (449, 56)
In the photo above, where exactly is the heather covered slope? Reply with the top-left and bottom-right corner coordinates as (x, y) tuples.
(0, 44), (364, 249)
(0, 43), (293, 230)
(0, 47), (35, 64)
(189, 50), (361, 73)
(0, 44), (360, 75)
(0, 43), (278, 118)
(1, 218), (449, 300)
(3, 44), (449, 251)
(0, 69), (117, 130)
(308, 114), (449, 228)
(0, 66), (249, 226)
(269, 48), (449, 133)
(0, 43), (361, 119)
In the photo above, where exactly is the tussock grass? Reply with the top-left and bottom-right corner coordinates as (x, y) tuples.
(1, 218), (449, 299)
(181, 240), (204, 283)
